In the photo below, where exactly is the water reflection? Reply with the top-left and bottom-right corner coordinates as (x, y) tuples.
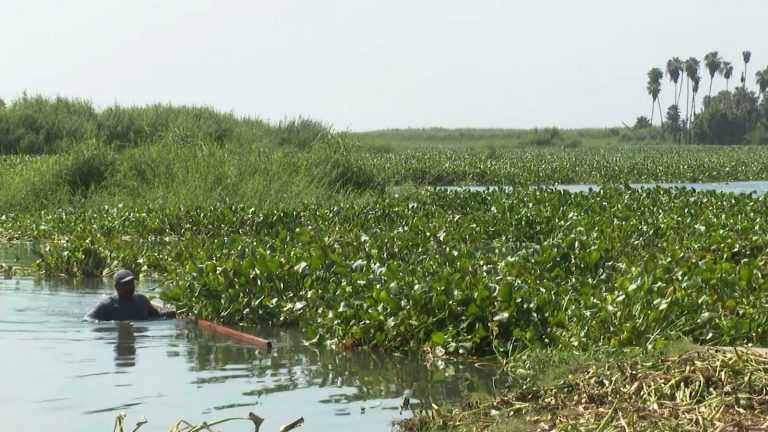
(91, 322), (148, 368)
(115, 322), (138, 367)
(180, 325), (506, 409)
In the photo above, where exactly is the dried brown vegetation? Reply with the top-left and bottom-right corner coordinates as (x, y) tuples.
(401, 347), (768, 431)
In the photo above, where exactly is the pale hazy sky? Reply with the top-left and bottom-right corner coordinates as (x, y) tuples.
(1, 0), (765, 131)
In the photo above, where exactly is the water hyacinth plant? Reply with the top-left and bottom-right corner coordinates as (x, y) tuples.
(5, 186), (768, 357)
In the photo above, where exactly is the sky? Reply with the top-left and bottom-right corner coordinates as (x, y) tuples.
(1, 0), (766, 131)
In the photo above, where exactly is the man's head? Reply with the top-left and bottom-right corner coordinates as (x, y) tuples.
(113, 269), (136, 301)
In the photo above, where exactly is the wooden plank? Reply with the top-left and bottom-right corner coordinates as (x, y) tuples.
(197, 319), (273, 353)
(152, 302), (273, 353)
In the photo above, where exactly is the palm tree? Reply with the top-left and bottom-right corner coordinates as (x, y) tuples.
(684, 57), (700, 134)
(647, 68), (664, 127)
(743, 51), (751, 90)
(665, 104), (682, 143)
(704, 51), (722, 98)
(666, 57), (684, 106)
(688, 73), (702, 143)
(691, 74), (701, 118)
(720, 61), (734, 91)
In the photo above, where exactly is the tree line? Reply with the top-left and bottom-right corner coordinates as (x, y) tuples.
(643, 51), (768, 144)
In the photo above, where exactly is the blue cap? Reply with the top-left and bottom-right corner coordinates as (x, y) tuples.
(113, 269), (135, 287)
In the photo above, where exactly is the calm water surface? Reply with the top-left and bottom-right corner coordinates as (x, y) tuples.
(0, 276), (502, 432)
(443, 180), (768, 194)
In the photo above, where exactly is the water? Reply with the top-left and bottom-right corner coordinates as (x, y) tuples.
(442, 180), (768, 194)
(0, 276), (503, 432)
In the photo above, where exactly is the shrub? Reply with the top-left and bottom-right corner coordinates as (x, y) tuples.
(97, 104), (243, 147)
(618, 127), (662, 143)
(634, 116), (652, 129)
(309, 134), (383, 193)
(0, 94), (98, 154)
(524, 127), (563, 146)
(364, 141), (394, 154)
(56, 140), (116, 195)
(268, 117), (330, 150)
(562, 138), (582, 149)
(747, 128), (768, 145)
(692, 89), (759, 145)
(484, 142), (500, 159)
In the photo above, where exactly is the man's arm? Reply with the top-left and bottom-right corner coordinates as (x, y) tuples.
(158, 308), (176, 318)
(140, 295), (176, 319)
(85, 300), (110, 321)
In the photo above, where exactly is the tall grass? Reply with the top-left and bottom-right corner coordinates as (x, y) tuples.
(0, 155), (73, 211)
(0, 94), (97, 154)
(0, 94), (270, 154)
(268, 117), (330, 150)
(0, 95), (385, 212)
(0, 133), (383, 213)
(97, 103), (265, 148)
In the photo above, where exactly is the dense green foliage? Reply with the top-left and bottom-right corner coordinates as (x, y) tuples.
(0, 95), (96, 153)
(5, 139), (768, 212)
(693, 89), (760, 144)
(4, 95), (768, 214)
(0, 140), (379, 212)
(0, 97), (383, 213)
(5, 187), (768, 357)
(0, 94), (268, 154)
(363, 145), (768, 186)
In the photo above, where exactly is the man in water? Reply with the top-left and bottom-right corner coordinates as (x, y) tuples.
(85, 269), (176, 321)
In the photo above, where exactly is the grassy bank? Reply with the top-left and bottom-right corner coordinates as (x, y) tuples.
(0, 94), (383, 212)
(0, 133), (382, 213)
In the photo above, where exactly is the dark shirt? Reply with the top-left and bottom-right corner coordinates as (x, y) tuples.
(85, 294), (162, 321)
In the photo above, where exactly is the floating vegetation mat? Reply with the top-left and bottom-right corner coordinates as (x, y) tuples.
(400, 347), (768, 431)
(7, 187), (768, 356)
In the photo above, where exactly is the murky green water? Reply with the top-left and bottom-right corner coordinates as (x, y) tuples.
(0, 275), (503, 431)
